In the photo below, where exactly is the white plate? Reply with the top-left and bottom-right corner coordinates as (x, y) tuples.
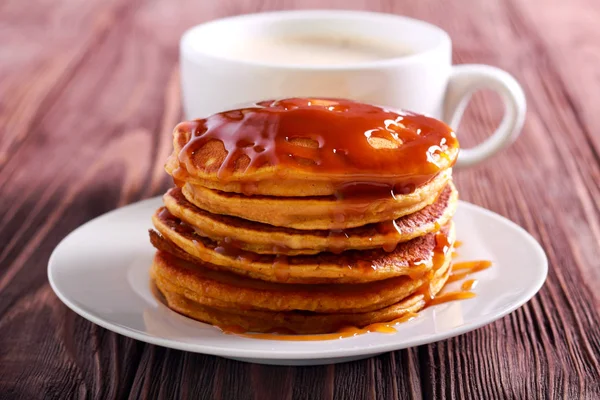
(48, 197), (547, 366)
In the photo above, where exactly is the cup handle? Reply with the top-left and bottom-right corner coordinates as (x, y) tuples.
(443, 64), (526, 169)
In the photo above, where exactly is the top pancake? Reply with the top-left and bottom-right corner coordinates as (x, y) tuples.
(166, 98), (459, 196)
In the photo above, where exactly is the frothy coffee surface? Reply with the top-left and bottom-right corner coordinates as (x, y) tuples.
(214, 35), (413, 65)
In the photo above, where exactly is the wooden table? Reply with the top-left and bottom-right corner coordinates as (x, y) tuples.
(1, 0), (599, 398)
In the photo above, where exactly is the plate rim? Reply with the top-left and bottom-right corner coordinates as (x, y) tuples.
(47, 197), (548, 361)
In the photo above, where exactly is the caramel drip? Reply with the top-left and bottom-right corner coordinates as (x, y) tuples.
(426, 290), (476, 306)
(327, 229), (350, 254)
(374, 220), (401, 252)
(354, 259), (377, 272)
(461, 279), (478, 291)
(406, 267), (429, 281)
(434, 231), (451, 253)
(213, 236), (260, 263)
(447, 260), (492, 282)
(412, 236), (449, 301)
(452, 260), (492, 271)
(273, 255), (290, 282)
(446, 274), (464, 283)
(426, 260), (492, 307)
(174, 98), (458, 195)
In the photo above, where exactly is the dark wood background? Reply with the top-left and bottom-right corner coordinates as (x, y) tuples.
(1, 0), (599, 398)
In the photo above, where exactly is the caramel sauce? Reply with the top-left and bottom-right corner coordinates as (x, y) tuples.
(213, 236), (259, 262)
(327, 229), (350, 254)
(461, 279), (478, 291)
(406, 268), (429, 280)
(173, 98), (458, 194)
(452, 260), (492, 271)
(427, 290), (477, 306)
(354, 259), (377, 272)
(447, 260), (492, 283)
(434, 231), (451, 253)
(272, 255), (290, 282)
(412, 235), (449, 302)
(426, 260), (491, 307)
(375, 220), (397, 235)
(157, 207), (173, 221)
(374, 220), (401, 252)
(158, 207), (197, 236)
(333, 181), (415, 203)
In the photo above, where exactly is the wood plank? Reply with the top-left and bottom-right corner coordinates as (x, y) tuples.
(0, 0), (599, 398)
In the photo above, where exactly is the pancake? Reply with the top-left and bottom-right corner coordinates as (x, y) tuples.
(151, 248), (451, 314)
(164, 183), (458, 255)
(150, 98), (463, 335)
(180, 169), (452, 230)
(152, 250), (452, 334)
(166, 98), (459, 197)
(150, 215), (455, 283)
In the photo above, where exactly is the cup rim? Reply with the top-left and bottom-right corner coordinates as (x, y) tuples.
(180, 10), (451, 71)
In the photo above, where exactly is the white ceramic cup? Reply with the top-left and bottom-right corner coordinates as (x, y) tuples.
(180, 10), (526, 168)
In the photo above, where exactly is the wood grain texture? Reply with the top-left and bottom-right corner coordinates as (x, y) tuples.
(1, 0), (599, 399)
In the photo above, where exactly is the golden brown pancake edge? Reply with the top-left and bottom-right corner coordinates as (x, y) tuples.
(180, 169), (452, 230)
(150, 249), (452, 314)
(149, 220), (455, 284)
(163, 182), (458, 255)
(152, 251), (451, 334)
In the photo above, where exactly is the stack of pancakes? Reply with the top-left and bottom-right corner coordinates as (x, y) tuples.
(150, 98), (460, 334)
